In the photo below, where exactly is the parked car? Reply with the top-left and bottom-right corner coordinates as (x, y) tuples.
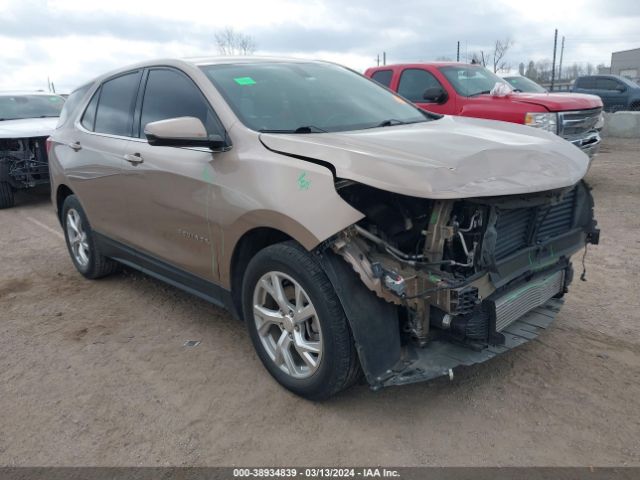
(365, 63), (603, 158)
(0, 91), (65, 208)
(49, 57), (599, 399)
(571, 74), (640, 112)
(502, 74), (548, 93)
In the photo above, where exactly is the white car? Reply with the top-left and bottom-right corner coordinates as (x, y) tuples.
(0, 91), (65, 208)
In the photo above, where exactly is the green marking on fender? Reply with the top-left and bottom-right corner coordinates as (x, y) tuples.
(234, 76), (256, 85)
(298, 172), (311, 190)
(202, 165), (213, 183)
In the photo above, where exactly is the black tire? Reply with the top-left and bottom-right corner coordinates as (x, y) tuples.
(61, 195), (120, 279)
(0, 182), (15, 209)
(242, 241), (361, 400)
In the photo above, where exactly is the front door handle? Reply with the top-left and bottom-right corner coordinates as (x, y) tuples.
(68, 141), (82, 151)
(124, 153), (144, 164)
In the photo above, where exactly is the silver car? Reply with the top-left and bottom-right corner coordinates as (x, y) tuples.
(49, 57), (599, 399)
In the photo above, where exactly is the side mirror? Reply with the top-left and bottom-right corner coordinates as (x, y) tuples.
(617, 86), (626, 93)
(422, 86), (448, 104)
(144, 117), (228, 151)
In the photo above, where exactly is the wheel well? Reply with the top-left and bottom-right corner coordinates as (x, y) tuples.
(56, 184), (74, 223)
(229, 227), (294, 318)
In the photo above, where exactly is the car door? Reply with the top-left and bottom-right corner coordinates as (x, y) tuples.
(596, 78), (627, 112)
(396, 68), (456, 114)
(119, 67), (225, 282)
(66, 70), (142, 242)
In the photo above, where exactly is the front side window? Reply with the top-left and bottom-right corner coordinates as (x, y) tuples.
(200, 62), (429, 133)
(596, 78), (622, 91)
(371, 70), (393, 88)
(577, 77), (596, 89)
(94, 71), (141, 137)
(439, 65), (511, 97)
(397, 69), (443, 102)
(139, 68), (221, 136)
(0, 94), (65, 121)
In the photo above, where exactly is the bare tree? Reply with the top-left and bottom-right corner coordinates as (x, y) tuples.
(215, 27), (257, 56)
(492, 38), (512, 73)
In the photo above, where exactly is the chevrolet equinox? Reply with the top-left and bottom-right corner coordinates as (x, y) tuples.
(49, 57), (599, 399)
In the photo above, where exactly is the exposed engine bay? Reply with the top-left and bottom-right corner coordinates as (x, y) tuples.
(331, 179), (600, 355)
(0, 137), (50, 189)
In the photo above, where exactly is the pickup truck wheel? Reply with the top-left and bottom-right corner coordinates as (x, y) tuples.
(62, 195), (120, 279)
(242, 241), (360, 400)
(0, 182), (14, 209)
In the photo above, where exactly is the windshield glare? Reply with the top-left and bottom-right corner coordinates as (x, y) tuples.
(504, 76), (547, 93)
(439, 66), (511, 97)
(0, 95), (65, 120)
(200, 62), (429, 133)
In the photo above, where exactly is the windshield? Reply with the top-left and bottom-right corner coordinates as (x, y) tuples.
(439, 66), (511, 97)
(0, 94), (65, 121)
(200, 62), (430, 133)
(503, 76), (547, 93)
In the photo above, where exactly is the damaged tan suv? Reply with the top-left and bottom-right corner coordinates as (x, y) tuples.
(49, 57), (600, 399)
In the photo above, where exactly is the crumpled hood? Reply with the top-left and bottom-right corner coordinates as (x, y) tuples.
(260, 115), (590, 199)
(0, 117), (58, 138)
(509, 92), (602, 112)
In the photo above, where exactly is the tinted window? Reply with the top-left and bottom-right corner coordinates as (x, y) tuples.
(371, 70), (393, 87)
(94, 71), (141, 137)
(398, 69), (443, 102)
(140, 68), (220, 136)
(81, 88), (100, 131)
(56, 86), (88, 128)
(576, 77), (596, 89)
(596, 78), (622, 91)
(201, 62), (429, 133)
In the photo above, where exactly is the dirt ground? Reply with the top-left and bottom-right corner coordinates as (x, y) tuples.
(1, 138), (639, 467)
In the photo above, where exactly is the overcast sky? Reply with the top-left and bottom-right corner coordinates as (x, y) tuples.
(1, 0), (638, 92)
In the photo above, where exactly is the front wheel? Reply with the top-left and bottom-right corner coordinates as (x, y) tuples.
(0, 182), (14, 209)
(242, 241), (360, 400)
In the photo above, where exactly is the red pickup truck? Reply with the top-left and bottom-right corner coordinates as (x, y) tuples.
(365, 63), (603, 157)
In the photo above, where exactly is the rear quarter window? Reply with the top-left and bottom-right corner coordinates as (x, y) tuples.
(371, 70), (393, 88)
(56, 85), (90, 128)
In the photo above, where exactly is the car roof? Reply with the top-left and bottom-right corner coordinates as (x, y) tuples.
(368, 62), (481, 70)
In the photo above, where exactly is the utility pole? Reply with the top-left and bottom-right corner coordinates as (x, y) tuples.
(383, 51), (386, 66)
(550, 29), (558, 92)
(376, 54), (380, 67)
(457, 41), (460, 62)
(558, 36), (565, 82)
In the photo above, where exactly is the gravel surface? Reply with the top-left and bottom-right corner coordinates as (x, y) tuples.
(1, 138), (639, 466)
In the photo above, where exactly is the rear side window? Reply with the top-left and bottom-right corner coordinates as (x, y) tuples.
(94, 71), (141, 137)
(139, 68), (221, 137)
(398, 69), (442, 102)
(56, 84), (89, 128)
(371, 70), (393, 88)
(81, 88), (100, 131)
(576, 77), (596, 89)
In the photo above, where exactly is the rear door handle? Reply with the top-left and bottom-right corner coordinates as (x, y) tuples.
(124, 153), (143, 164)
(68, 141), (82, 151)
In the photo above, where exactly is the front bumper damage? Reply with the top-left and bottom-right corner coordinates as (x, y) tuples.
(319, 180), (599, 389)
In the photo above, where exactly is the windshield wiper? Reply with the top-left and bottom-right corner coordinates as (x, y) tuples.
(376, 119), (407, 127)
(468, 90), (491, 97)
(259, 125), (327, 134)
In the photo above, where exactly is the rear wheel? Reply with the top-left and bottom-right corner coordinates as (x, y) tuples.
(242, 241), (360, 400)
(62, 195), (120, 279)
(0, 182), (14, 209)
